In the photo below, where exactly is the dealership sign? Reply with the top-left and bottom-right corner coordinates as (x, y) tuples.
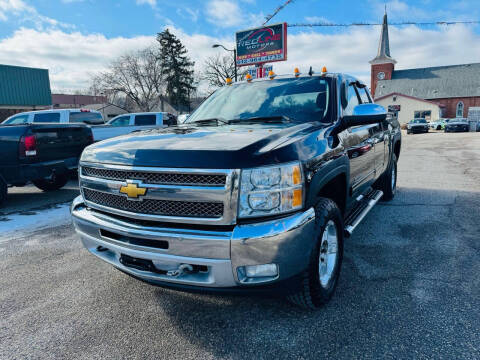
(236, 23), (287, 66)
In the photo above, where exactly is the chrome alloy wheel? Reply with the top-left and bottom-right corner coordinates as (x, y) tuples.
(318, 220), (339, 288)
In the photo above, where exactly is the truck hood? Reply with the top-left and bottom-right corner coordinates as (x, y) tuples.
(81, 123), (323, 169)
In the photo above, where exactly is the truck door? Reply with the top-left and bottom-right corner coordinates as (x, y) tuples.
(357, 87), (387, 180)
(339, 82), (376, 197)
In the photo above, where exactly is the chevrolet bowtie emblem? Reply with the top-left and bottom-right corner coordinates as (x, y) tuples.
(119, 182), (147, 199)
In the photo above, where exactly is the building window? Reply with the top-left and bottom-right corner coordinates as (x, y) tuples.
(414, 110), (432, 120)
(456, 101), (464, 118)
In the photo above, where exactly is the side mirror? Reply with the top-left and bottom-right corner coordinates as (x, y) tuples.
(342, 103), (387, 128)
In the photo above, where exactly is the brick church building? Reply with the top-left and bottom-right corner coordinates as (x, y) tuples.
(370, 12), (480, 122)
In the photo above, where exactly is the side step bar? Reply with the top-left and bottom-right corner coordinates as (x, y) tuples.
(344, 189), (383, 237)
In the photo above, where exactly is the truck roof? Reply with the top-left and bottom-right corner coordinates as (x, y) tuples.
(231, 72), (364, 86)
(9, 108), (102, 115)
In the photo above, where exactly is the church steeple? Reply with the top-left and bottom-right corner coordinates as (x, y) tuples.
(370, 10), (396, 98)
(370, 12), (396, 64)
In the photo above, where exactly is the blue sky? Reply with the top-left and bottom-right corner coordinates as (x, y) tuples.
(1, 0), (479, 92)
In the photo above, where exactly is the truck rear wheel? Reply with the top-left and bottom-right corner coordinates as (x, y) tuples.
(32, 173), (69, 192)
(287, 198), (344, 309)
(0, 177), (7, 207)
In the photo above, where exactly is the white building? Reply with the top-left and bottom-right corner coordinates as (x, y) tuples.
(375, 92), (444, 125)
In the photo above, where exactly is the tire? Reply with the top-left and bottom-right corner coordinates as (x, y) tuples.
(0, 176), (7, 207)
(32, 173), (69, 192)
(407, 129), (411, 134)
(287, 198), (344, 309)
(436, 125), (441, 130)
(375, 153), (397, 201)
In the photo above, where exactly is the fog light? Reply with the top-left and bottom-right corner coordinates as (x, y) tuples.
(244, 264), (278, 278)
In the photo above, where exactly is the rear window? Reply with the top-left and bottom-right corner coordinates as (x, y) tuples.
(134, 114), (156, 126)
(69, 112), (104, 124)
(33, 112), (61, 123)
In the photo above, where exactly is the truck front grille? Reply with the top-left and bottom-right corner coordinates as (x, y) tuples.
(82, 167), (226, 186)
(83, 188), (224, 218)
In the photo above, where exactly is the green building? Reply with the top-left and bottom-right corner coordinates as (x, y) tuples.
(0, 64), (52, 121)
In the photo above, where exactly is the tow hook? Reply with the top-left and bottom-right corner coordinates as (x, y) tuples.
(166, 264), (194, 277)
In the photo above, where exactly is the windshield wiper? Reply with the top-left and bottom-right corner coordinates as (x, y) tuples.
(189, 118), (228, 126)
(227, 115), (293, 124)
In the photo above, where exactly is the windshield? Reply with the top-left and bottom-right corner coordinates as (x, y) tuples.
(412, 119), (427, 124)
(186, 77), (331, 124)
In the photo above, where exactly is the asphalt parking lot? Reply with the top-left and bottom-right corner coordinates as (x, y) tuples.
(1, 131), (479, 359)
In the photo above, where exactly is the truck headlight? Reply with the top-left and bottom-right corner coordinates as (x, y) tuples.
(238, 162), (304, 218)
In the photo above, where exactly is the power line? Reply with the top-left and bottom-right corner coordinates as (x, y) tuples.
(288, 20), (480, 28)
(263, 0), (294, 25)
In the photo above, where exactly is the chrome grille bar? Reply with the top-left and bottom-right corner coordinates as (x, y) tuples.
(79, 162), (239, 226)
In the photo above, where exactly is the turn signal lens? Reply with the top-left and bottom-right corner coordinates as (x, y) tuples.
(246, 73), (252, 82)
(321, 66), (327, 74)
(292, 189), (303, 207)
(226, 77), (232, 85)
(294, 67), (300, 77)
(293, 165), (301, 185)
(268, 70), (275, 79)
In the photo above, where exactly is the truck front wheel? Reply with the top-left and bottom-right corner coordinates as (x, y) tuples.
(0, 177), (7, 207)
(377, 153), (397, 201)
(287, 198), (344, 309)
(32, 173), (69, 192)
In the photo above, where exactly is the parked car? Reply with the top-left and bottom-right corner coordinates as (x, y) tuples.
(2, 109), (104, 125)
(430, 119), (446, 130)
(91, 112), (177, 142)
(71, 71), (402, 309)
(444, 118), (469, 132)
(407, 118), (429, 134)
(0, 123), (93, 207)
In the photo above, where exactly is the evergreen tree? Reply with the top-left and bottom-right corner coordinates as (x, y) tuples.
(157, 29), (196, 111)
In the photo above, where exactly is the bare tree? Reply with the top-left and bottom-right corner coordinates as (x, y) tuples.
(202, 54), (246, 89)
(92, 47), (165, 112)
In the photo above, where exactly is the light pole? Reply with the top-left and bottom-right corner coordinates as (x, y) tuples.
(212, 44), (237, 82)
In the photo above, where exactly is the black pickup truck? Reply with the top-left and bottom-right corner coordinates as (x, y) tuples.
(0, 123), (93, 207)
(71, 72), (401, 309)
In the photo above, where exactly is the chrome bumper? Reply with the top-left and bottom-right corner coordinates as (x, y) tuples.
(71, 195), (316, 288)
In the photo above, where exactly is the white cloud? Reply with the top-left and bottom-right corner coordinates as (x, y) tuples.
(0, 0), (73, 30)
(0, 28), (155, 91)
(206, 0), (243, 28)
(136, 0), (156, 8)
(1, 23), (480, 94)
(177, 7), (200, 22)
(0, 0), (34, 21)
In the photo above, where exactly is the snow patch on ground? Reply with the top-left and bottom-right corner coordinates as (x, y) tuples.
(0, 203), (72, 241)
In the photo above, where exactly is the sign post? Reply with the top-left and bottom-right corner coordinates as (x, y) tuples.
(236, 23), (287, 78)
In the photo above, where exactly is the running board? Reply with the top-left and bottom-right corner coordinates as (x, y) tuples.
(344, 189), (383, 237)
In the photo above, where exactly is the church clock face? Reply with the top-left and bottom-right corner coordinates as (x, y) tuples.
(377, 71), (386, 80)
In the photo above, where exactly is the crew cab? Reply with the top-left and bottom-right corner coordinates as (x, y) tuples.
(0, 123), (93, 207)
(92, 112), (177, 142)
(71, 72), (401, 309)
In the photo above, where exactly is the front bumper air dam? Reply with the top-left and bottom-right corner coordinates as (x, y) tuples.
(71, 195), (316, 291)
